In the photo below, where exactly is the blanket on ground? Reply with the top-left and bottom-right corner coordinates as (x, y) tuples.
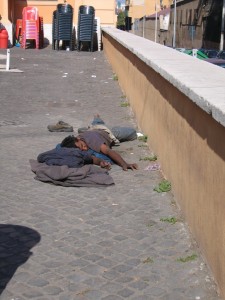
(37, 147), (93, 168)
(29, 159), (114, 187)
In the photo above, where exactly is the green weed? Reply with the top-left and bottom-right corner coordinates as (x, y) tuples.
(154, 180), (171, 193)
(177, 254), (197, 263)
(139, 155), (157, 161)
(138, 135), (148, 142)
(113, 74), (118, 81)
(160, 217), (177, 224)
(120, 102), (130, 107)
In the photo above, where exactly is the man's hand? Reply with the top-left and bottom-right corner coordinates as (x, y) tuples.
(122, 163), (138, 171)
(92, 156), (111, 170)
(100, 161), (111, 170)
(100, 144), (138, 171)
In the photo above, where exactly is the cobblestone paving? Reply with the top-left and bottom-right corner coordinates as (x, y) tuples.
(0, 47), (222, 300)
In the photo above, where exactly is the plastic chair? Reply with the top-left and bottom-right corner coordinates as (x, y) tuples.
(79, 5), (95, 15)
(21, 6), (40, 49)
(52, 4), (74, 51)
(57, 4), (73, 14)
(77, 5), (95, 52)
(23, 6), (38, 20)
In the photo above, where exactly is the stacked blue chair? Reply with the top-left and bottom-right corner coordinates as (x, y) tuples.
(77, 5), (95, 52)
(52, 3), (73, 50)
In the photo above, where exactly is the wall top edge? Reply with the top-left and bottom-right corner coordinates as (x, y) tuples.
(102, 27), (225, 128)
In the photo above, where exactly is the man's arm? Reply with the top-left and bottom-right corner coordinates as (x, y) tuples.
(100, 144), (138, 171)
(91, 156), (111, 170)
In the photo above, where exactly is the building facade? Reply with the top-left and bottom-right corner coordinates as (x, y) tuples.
(131, 0), (224, 50)
(125, 0), (172, 22)
(168, 0), (223, 49)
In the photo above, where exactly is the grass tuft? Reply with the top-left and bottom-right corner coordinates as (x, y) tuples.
(160, 217), (177, 224)
(177, 254), (197, 263)
(138, 135), (148, 142)
(120, 102), (130, 107)
(139, 155), (157, 161)
(154, 180), (171, 193)
(143, 257), (154, 263)
(113, 74), (118, 81)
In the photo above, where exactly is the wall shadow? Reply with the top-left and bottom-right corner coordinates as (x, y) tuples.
(0, 224), (41, 295)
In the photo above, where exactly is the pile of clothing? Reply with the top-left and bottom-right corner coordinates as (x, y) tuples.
(30, 147), (114, 188)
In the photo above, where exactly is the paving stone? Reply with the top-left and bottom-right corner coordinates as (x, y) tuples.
(23, 290), (44, 298)
(102, 269), (121, 280)
(130, 295), (153, 300)
(112, 264), (133, 273)
(83, 254), (103, 262)
(27, 277), (49, 287)
(113, 235), (128, 241)
(148, 287), (166, 297)
(125, 258), (141, 267)
(102, 296), (123, 300)
(85, 289), (106, 299)
(42, 286), (63, 295)
(114, 276), (134, 284)
(69, 258), (90, 267)
(117, 288), (135, 298)
(98, 258), (118, 268)
(128, 280), (149, 290)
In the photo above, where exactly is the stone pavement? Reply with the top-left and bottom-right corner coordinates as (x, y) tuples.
(0, 46), (222, 300)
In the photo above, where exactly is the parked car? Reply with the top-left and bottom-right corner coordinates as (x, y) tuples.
(204, 58), (225, 68)
(206, 49), (219, 58)
(217, 50), (225, 59)
(198, 49), (219, 58)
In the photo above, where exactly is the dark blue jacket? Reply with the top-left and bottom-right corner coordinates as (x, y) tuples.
(37, 148), (93, 168)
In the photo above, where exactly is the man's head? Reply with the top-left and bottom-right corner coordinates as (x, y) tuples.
(61, 135), (89, 151)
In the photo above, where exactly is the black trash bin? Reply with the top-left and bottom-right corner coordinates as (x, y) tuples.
(52, 3), (74, 50)
(125, 17), (132, 31)
(77, 5), (95, 52)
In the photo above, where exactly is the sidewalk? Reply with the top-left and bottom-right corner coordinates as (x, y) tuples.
(0, 46), (221, 300)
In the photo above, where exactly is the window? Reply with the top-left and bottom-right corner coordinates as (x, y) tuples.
(188, 9), (192, 25)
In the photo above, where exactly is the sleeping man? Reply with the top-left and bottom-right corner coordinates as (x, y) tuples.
(60, 129), (138, 171)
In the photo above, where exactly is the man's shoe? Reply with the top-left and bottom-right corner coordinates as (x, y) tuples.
(78, 127), (89, 134)
(47, 121), (73, 132)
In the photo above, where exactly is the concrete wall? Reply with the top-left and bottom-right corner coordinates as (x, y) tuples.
(102, 27), (225, 299)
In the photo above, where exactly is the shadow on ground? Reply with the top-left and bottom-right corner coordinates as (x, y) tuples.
(0, 224), (41, 295)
